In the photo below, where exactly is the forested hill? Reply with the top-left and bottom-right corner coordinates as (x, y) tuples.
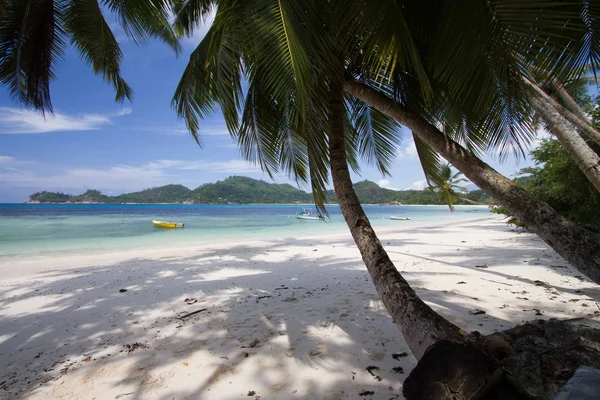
(26, 176), (489, 205)
(184, 176), (313, 204)
(117, 185), (191, 203)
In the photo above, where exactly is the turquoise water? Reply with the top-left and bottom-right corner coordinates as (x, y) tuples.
(0, 204), (490, 257)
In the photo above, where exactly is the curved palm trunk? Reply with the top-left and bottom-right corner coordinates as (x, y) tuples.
(552, 80), (599, 143)
(328, 74), (463, 360)
(344, 79), (600, 285)
(525, 81), (600, 192)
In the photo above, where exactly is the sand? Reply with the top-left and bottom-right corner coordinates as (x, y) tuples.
(0, 216), (598, 400)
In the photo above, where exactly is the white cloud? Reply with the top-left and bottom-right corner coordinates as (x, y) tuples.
(0, 156), (15, 164)
(0, 107), (131, 134)
(397, 137), (418, 159)
(0, 158), (262, 192)
(165, 127), (189, 136)
(116, 107), (133, 116)
(528, 127), (551, 151)
(377, 179), (399, 191)
(407, 179), (427, 190)
(157, 124), (229, 137)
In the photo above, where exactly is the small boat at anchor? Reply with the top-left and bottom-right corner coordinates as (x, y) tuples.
(390, 216), (411, 221)
(152, 220), (184, 229)
(296, 208), (324, 221)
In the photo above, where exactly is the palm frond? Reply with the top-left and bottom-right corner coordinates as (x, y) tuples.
(305, 91), (331, 214)
(66, 0), (133, 104)
(241, 0), (320, 120)
(412, 133), (444, 189)
(337, 0), (432, 97)
(347, 94), (403, 176)
(172, 26), (219, 141)
(103, 0), (181, 53)
(172, 0), (215, 37)
(237, 77), (282, 177)
(0, 0), (66, 112)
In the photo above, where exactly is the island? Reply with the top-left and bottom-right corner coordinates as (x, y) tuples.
(26, 176), (490, 205)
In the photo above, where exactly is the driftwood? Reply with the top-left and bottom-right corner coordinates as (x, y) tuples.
(177, 308), (207, 320)
(403, 318), (600, 400)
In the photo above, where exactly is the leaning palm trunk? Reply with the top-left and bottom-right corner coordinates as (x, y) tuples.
(328, 73), (463, 359)
(552, 80), (600, 143)
(344, 79), (600, 285)
(526, 85), (600, 193)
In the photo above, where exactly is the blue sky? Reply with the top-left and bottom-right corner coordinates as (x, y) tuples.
(0, 17), (538, 203)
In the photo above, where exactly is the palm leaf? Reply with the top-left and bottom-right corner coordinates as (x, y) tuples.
(347, 94), (403, 175)
(66, 0), (133, 104)
(412, 133), (444, 189)
(103, 0), (181, 53)
(172, 0), (215, 37)
(0, 0), (66, 112)
(172, 25), (219, 141)
(237, 77), (283, 178)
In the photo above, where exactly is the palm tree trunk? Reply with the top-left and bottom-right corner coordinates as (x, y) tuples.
(344, 78), (600, 285)
(526, 86), (600, 193)
(521, 78), (600, 146)
(328, 73), (464, 360)
(548, 80), (600, 147)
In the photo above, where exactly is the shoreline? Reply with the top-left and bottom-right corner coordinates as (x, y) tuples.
(0, 215), (493, 279)
(1, 216), (597, 399)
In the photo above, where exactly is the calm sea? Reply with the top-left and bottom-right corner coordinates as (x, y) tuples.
(0, 204), (489, 257)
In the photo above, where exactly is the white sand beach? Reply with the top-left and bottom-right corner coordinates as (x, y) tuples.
(1, 216), (598, 399)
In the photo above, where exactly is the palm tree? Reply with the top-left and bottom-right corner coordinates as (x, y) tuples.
(170, 1), (600, 365)
(524, 79), (600, 192)
(171, 0), (467, 359)
(0, 0), (180, 113)
(345, 79), (600, 285)
(3, 0), (600, 362)
(428, 162), (468, 211)
(4, 1), (600, 396)
(340, 1), (600, 284)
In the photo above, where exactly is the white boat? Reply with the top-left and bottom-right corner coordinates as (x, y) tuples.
(296, 208), (324, 220)
(390, 216), (411, 220)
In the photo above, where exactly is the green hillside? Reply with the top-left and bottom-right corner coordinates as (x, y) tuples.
(26, 176), (489, 205)
(70, 190), (115, 203)
(184, 176), (313, 204)
(352, 181), (400, 203)
(29, 191), (72, 203)
(116, 184), (191, 203)
(326, 180), (489, 205)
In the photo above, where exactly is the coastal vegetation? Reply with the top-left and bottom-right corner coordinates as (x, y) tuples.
(26, 176), (489, 205)
(29, 191), (72, 203)
(428, 163), (468, 211)
(494, 98), (600, 233)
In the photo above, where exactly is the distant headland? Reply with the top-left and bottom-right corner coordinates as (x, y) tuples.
(26, 176), (489, 205)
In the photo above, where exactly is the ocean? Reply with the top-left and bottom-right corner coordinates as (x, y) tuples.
(0, 203), (490, 258)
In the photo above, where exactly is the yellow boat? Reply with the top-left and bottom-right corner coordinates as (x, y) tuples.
(152, 220), (184, 229)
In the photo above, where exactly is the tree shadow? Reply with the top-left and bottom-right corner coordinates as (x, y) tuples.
(0, 221), (596, 399)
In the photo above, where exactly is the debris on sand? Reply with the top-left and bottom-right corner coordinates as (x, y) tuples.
(124, 343), (148, 355)
(391, 352), (408, 360)
(242, 339), (260, 349)
(469, 309), (486, 315)
(177, 308), (207, 320)
(366, 365), (379, 376)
